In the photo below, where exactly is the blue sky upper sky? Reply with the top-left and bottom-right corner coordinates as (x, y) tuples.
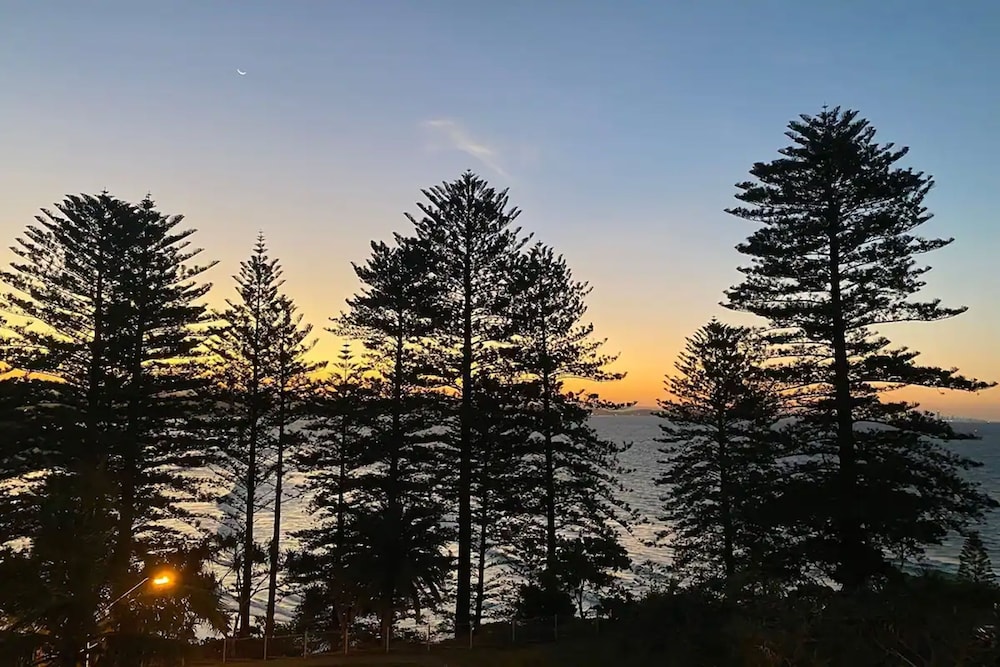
(2, 0), (998, 416)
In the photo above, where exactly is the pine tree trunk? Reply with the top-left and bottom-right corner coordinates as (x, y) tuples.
(336, 418), (347, 556)
(474, 513), (489, 630)
(382, 336), (406, 649)
(240, 298), (266, 637)
(381, 608), (393, 653)
(85, 256), (106, 459)
(341, 609), (350, 655)
(474, 434), (493, 630)
(113, 291), (148, 649)
(336, 448), (346, 556)
(264, 386), (287, 638)
(115, 453), (136, 582)
(456, 263), (474, 639)
(72, 472), (105, 667)
(541, 347), (557, 575)
(240, 379), (261, 636)
(717, 422), (735, 594)
(382, 478), (399, 647)
(114, 441), (137, 650)
(828, 210), (862, 589)
(240, 425), (257, 635)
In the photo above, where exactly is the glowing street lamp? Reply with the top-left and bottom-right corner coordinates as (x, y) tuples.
(84, 570), (176, 666)
(104, 571), (174, 611)
(151, 573), (173, 587)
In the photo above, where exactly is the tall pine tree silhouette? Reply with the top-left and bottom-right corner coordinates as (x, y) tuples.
(406, 172), (527, 637)
(507, 242), (633, 605)
(207, 234), (290, 636)
(263, 292), (319, 639)
(315, 236), (451, 643)
(724, 107), (997, 587)
(289, 345), (375, 650)
(0, 192), (216, 661)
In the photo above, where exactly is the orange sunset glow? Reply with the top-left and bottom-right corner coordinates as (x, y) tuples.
(2, 4), (997, 420)
(3, 157), (998, 421)
(6, 5), (1000, 664)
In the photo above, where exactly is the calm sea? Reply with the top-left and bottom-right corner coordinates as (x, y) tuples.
(251, 415), (1000, 623)
(598, 415), (1000, 573)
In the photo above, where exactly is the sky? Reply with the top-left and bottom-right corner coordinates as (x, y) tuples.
(2, 0), (998, 418)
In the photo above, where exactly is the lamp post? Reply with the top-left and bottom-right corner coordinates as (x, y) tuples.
(84, 571), (174, 667)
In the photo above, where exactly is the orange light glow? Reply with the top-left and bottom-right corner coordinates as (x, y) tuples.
(151, 573), (173, 587)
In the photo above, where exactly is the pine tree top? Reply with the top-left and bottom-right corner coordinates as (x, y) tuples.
(957, 531), (996, 585)
(723, 106), (996, 400)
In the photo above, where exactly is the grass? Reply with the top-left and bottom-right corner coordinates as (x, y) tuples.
(194, 656), (453, 666)
(190, 640), (619, 667)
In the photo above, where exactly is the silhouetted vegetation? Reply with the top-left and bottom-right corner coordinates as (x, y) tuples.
(959, 532), (996, 586)
(655, 319), (791, 596)
(723, 106), (997, 590)
(509, 573), (1000, 666)
(1, 108), (997, 665)
(204, 234), (318, 639)
(0, 193), (226, 665)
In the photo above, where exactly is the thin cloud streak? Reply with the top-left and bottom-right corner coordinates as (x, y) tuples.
(422, 118), (509, 179)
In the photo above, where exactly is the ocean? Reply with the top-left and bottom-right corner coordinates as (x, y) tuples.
(251, 415), (1000, 624)
(597, 414), (1000, 574)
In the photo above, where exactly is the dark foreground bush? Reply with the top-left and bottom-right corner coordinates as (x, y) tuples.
(512, 573), (1000, 666)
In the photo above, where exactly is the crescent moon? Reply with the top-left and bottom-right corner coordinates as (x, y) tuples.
(236, 69), (246, 76)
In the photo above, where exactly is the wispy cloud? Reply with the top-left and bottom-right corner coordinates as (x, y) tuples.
(421, 118), (509, 179)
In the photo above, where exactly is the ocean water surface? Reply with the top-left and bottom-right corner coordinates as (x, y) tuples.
(233, 415), (1000, 626)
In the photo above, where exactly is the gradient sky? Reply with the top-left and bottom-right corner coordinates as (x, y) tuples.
(2, 1), (998, 418)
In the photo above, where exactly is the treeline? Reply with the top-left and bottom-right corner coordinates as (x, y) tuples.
(0, 174), (633, 664)
(1, 106), (998, 666)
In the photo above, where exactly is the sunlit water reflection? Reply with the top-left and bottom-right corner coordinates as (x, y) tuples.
(192, 416), (1000, 628)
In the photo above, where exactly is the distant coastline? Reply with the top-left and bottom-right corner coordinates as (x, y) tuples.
(592, 407), (996, 423)
(593, 407), (657, 416)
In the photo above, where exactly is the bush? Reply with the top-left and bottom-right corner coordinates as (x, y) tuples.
(515, 577), (576, 620)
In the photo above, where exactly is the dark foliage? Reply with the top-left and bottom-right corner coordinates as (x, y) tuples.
(293, 236), (452, 644)
(405, 171), (529, 636)
(723, 107), (997, 587)
(0, 192), (218, 663)
(958, 532), (996, 585)
(655, 319), (792, 595)
(506, 243), (634, 594)
(205, 234), (318, 636)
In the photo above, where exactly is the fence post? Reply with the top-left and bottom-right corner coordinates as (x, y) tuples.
(426, 622), (431, 651)
(263, 634), (268, 661)
(469, 625), (474, 649)
(554, 614), (558, 642)
(303, 630), (308, 658)
(222, 636), (227, 664)
(511, 618), (516, 644)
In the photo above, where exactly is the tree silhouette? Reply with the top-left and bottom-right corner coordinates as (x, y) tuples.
(957, 532), (995, 585)
(467, 371), (530, 626)
(406, 171), (528, 637)
(290, 345), (375, 650)
(0, 192), (216, 663)
(263, 291), (319, 638)
(724, 107), (997, 588)
(297, 236), (452, 643)
(555, 533), (630, 618)
(207, 234), (286, 636)
(655, 320), (788, 596)
(507, 242), (633, 594)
